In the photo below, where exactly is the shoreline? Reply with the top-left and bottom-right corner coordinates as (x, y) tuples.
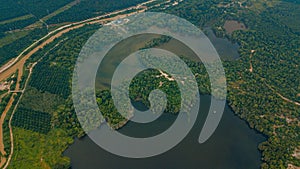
(62, 95), (267, 166)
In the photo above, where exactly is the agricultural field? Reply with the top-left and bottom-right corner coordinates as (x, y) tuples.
(12, 108), (51, 134)
(0, 0), (73, 33)
(47, 0), (149, 23)
(6, 24), (100, 168)
(0, 28), (48, 67)
(0, 0), (150, 67)
(29, 64), (71, 99)
(0, 0), (298, 168)
(161, 0), (300, 168)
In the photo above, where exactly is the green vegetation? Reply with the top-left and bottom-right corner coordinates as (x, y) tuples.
(0, 0), (148, 34)
(29, 63), (71, 98)
(18, 87), (64, 114)
(0, 90), (8, 97)
(142, 35), (171, 49)
(16, 0), (73, 19)
(159, 0), (300, 168)
(8, 24), (99, 168)
(0, 1), (28, 21)
(0, 17), (37, 33)
(18, 66), (29, 90)
(0, 30), (29, 48)
(9, 128), (73, 169)
(96, 90), (127, 129)
(1, 0), (299, 168)
(0, 28), (48, 67)
(0, 14), (33, 25)
(12, 108), (51, 134)
(0, 0), (151, 69)
(0, 0), (72, 33)
(0, 0), (72, 22)
(6, 71), (18, 91)
(0, 93), (12, 113)
(268, 1), (300, 34)
(129, 69), (181, 113)
(1, 93), (21, 156)
(47, 0), (148, 24)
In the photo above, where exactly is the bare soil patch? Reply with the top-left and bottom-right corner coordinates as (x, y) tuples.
(288, 164), (300, 169)
(224, 20), (246, 34)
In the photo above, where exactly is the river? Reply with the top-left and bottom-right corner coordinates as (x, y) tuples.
(65, 95), (266, 169)
(64, 29), (266, 169)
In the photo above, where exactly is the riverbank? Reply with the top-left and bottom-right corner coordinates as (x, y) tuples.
(65, 95), (266, 169)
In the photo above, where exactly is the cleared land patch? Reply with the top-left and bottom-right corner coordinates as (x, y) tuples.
(223, 20), (246, 34)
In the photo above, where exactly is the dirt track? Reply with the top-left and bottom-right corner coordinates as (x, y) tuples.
(0, 20), (99, 169)
(0, 20), (101, 167)
(0, 1), (158, 168)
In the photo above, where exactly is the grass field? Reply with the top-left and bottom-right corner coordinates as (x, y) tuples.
(0, 31), (30, 48)
(0, 15), (34, 25)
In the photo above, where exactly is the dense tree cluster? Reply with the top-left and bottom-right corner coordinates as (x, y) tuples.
(4, 0), (299, 168)
(16, 0), (73, 19)
(96, 90), (127, 129)
(29, 63), (71, 98)
(0, 1), (27, 21)
(0, 0), (73, 39)
(0, 0), (148, 69)
(158, 0), (300, 167)
(28, 25), (100, 99)
(12, 108), (51, 134)
(47, 0), (148, 24)
(0, 28), (47, 67)
(0, 17), (37, 33)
